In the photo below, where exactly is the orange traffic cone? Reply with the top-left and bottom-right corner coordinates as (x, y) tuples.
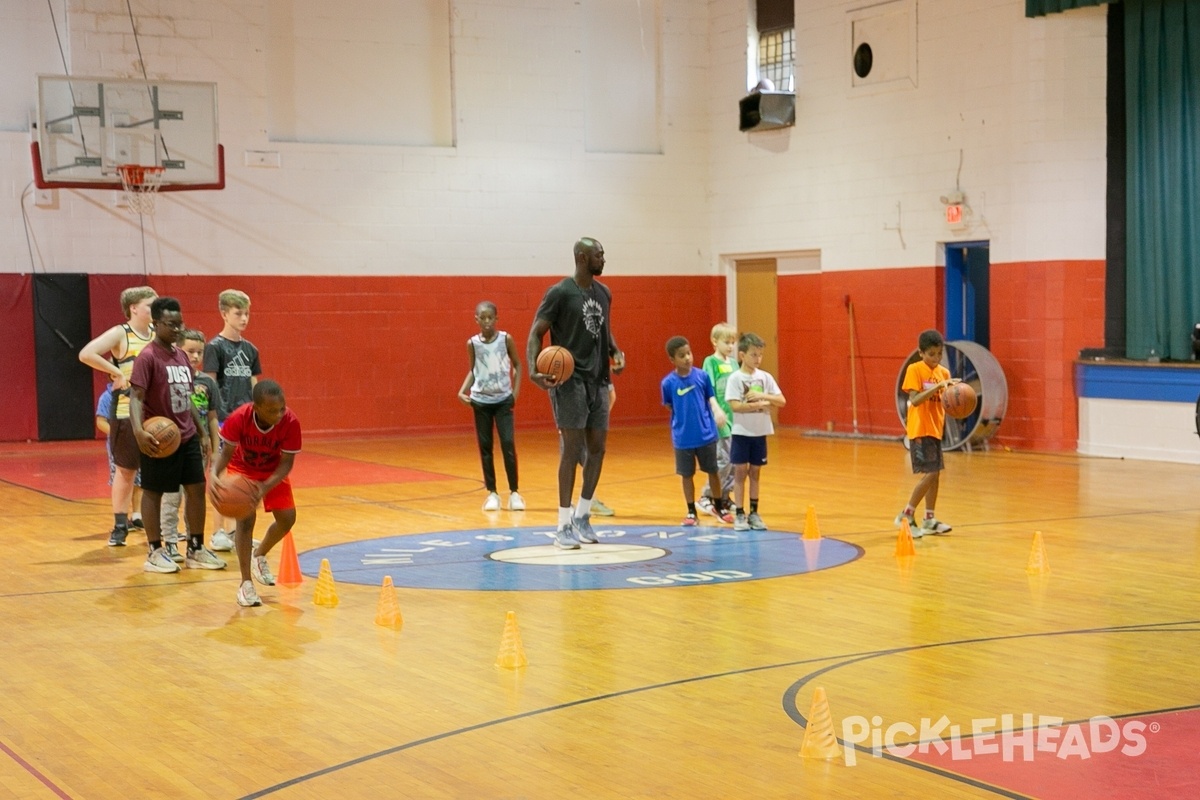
(1026, 531), (1050, 575)
(276, 532), (303, 588)
(803, 505), (822, 540)
(799, 687), (842, 760)
(494, 611), (528, 669)
(374, 576), (403, 630)
(894, 518), (917, 557)
(313, 558), (339, 607)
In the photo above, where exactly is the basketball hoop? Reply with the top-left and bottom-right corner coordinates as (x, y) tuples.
(117, 164), (166, 215)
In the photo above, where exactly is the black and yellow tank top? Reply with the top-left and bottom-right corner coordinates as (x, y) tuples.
(112, 323), (153, 419)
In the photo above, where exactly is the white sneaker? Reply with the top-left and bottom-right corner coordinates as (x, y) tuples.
(251, 555), (275, 586)
(186, 546), (227, 570)
(482, 492), (501, 511)
(921, 517), (952, 535)
(237, 580), (262, 607)
(143, 546), (181, 574)
(211, 529), (234, 551)
(508, 492), (526, 511)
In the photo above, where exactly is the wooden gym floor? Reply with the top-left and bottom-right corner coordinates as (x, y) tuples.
(1, 427), (1199, 799)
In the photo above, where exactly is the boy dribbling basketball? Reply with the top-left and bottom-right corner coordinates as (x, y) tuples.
(209, 379), (302, 607)
(895, 329), (959, 537)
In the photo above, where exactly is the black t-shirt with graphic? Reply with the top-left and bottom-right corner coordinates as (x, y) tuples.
(202, 335), (262, 420)
(534, 277), (612, 385)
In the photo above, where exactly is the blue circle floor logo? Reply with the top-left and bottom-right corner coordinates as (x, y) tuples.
(302, 524), (863, 591)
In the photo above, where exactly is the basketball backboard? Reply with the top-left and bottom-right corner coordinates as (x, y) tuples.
(32, 75), (223, 191)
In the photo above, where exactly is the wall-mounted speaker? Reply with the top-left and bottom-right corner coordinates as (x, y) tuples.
(739, 90), (795, 132)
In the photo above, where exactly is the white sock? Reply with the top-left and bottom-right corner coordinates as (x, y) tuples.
(575, 497), (592, 519)
(558, 507), (572, 528)
(925, 509), (935, 520)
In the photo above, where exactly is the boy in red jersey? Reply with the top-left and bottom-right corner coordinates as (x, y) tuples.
(208, 379), (302, 607)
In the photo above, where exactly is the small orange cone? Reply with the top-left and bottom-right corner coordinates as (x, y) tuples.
(803, 505), (822, 540)
(894, 518), (917, 557)
(799, 687), (842, 760)
(494, 610), (528, 669)
(1026, 531), (1050, 575)
(313, 558), (339, 607)
(276, 532), (303, 588)
(374, 576), (403, 630)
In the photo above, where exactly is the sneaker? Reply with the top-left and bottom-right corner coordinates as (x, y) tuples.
(143, 546), (181, 573)
(130, 516), (145, 530)
(921, 517), (953, 535)
(894, 512), (917, 529)
(590, 498), (615, 517)
(748, 512), (768, 530)
(237, 580), (262, 607)
(164, 541), (185, 563)
(482, 492), (501, 512)
(573, 515), (599, 544)
(210, 529), (234, 552)
(107, 525), (129, 547)
(696, 496), (715, 516)
(508, 492), (525, 511)
(251, 555), (275, 586)
(186, 546), (227, 570)
(716, 506), (735, 524)
(733, 512), (750, 532)
(682, 514), (698, 527)
(553, 525), (580, 550)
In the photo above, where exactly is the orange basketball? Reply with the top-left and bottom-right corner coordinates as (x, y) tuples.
(536, 345), (575, 385)
(143, 416), (180, 457)
(942, 382), (978, 419)
(207, 474), (261, 520)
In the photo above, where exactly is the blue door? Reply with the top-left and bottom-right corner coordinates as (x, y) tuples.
(944, 241), (990, 348)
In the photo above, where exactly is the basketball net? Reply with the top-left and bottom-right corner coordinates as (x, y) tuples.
(117, 164), (166, 215)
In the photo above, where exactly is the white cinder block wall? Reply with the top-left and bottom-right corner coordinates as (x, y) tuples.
(1, 0), (711, 277)
(706, 0), (1107, 269)
(1, 0), (1107, 278)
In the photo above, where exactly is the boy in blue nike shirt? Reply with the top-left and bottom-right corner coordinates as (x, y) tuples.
(661, 336), (728, 526)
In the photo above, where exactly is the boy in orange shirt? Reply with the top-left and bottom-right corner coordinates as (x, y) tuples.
(895, 329), (959, 537)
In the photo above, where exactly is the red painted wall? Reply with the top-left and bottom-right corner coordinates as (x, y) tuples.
(5, 264), (1104, 450)
(0, 275), (37, 441)
(80, 274), (728, 437)
(775, 261), (1105, 451)
(989, 260), (1106, 450)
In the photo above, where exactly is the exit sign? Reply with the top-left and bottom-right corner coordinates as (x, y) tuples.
(945, 204), (963, 225)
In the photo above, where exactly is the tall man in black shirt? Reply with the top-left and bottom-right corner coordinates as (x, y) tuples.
(527, 237), (625, 549)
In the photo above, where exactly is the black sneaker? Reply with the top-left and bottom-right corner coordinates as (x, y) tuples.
(107, 526), (129, 547)
(130, 517), (145, 530)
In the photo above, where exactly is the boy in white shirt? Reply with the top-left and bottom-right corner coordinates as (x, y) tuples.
(724, 332), (787, 531)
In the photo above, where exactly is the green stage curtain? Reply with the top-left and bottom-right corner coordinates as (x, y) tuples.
(1125, 0), (1200, 359)
(1025, 0), (1109, 18)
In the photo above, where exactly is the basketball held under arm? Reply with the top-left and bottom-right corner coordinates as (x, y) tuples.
(526, 318), (556, 390)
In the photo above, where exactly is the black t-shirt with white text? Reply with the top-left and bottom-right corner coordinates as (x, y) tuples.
(202, 335), (262, 420)
(533, 277), (612, 384)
